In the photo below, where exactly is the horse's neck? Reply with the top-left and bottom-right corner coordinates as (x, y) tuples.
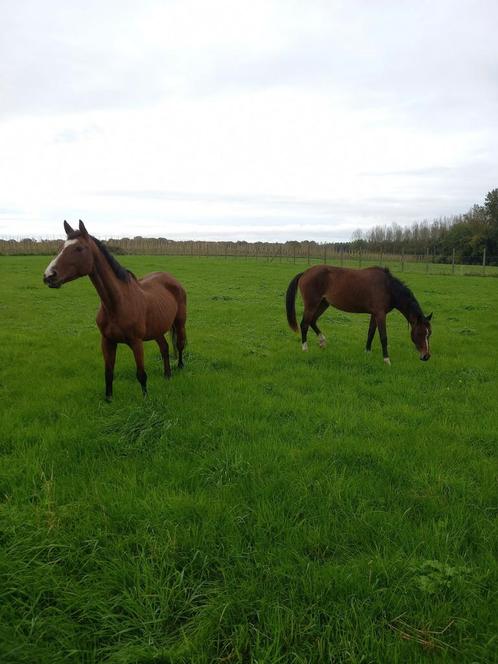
(394, 293), (421, 325)
(89, 249), (127, 313)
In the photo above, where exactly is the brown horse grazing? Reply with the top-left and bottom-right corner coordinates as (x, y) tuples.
(286, 265), (432, 364)
(43, 220), (187, 400)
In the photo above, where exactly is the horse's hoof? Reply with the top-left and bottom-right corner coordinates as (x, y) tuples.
(383, 357), (391, 366)
(302, 342), (308, 352)
(318, 334), (327, 348)
(105, 395), (113, 403)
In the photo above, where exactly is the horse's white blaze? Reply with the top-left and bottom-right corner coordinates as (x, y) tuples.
(44, 239), (78, 277)
(44, 256), (59, 277)
(302, 342), (308, 352)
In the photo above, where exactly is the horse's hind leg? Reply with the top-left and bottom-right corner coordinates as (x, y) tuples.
(173, 314), (186, 368)
(365, 314), (377, 352)
(310, 299), (329, 348)
(129, 339), (148, 395)
(156, 335), (171, 379)
(300, 302), (320, 351)
(300, 312), (312, 351)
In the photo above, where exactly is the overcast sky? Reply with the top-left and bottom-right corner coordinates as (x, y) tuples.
(1, 0), (497, 241)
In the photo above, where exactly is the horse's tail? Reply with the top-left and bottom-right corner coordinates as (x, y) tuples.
(286, 272), (304, 332)
(170, 321), (186, 359)
(170, 325), (178, 359)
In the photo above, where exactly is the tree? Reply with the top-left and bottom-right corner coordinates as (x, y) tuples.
(349, 188), (498, 263)
(484, 188), (498, 223)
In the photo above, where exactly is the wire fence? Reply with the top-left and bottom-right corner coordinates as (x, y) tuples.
(1, 237), (496, 277)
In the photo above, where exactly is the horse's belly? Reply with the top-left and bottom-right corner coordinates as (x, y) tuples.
(325, 292), (372, 314)
(102, 324), (145, 343)
(330, 301), (371, 314)
(143, 326), (170, 342)
(143, 299), (177, 339)
(97, 314), (145, 343)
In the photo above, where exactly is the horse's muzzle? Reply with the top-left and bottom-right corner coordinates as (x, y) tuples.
(420, 353), (431, 361)
(43, 273), (62, 288)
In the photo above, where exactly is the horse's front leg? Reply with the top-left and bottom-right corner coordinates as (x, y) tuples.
(129, 339), (148, 396)
(365, 315), (377, 352)
(375, 314), (390, 364)
(101, 337), (117, 402)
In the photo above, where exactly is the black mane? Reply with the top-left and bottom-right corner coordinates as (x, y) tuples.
(383, 267), (422, 317)
(67, 230), (135, 282)
(91, 237), (135, 282)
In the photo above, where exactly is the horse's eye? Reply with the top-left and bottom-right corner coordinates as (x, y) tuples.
(76, 245), (83, 252)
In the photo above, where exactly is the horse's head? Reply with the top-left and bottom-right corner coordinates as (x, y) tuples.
(410, 313), (433, 361)
(43, 220), (94, 288)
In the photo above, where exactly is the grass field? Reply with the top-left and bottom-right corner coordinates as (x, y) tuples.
(0, 255), (497, 663)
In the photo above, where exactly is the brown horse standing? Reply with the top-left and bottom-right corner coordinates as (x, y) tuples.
(43, 220), (187, 400)
(286, 265), (432, 363)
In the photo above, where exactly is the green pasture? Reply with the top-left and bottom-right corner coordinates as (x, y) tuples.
(0, 255), (497, 663)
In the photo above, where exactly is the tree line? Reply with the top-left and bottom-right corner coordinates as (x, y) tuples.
(351, 189), (498, 264)
(2, 189), (497, 264)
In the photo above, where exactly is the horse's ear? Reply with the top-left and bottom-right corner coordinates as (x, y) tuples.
(78, 219), (88, 236)
(426, 312), (433, 322)
(63, 220), (74, 235)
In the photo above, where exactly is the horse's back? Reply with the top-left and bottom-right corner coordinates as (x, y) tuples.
(139, 271), (186, 304)
(300, 265), (390, 314)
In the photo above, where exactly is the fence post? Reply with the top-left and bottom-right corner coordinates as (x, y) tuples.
(425, 247), (429, 274)
(324, 245), (327, 264)
(452, 248), (455, 274)
(483, 247), (486, 275)
(307, 244), (310, 265)
(293, 245), (296, 264)
(340, 249), (344, 267)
